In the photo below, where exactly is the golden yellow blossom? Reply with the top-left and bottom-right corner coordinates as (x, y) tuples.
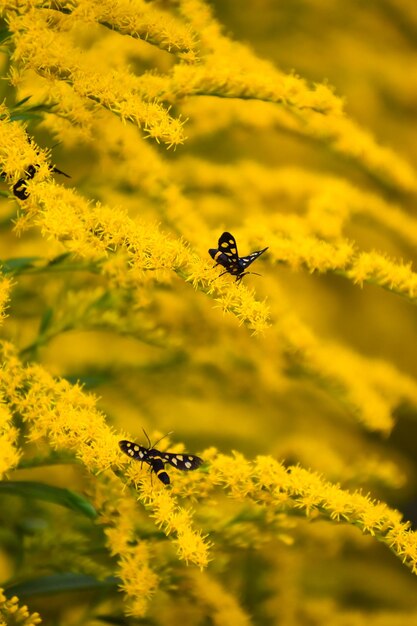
(7, 10), (186, 147)
(1, 0), (417, 623)
(0, 276), (12, 324)
(211, 453), (417, 576)
(70, 0), (199, 60)
(137, 476), (210, 568)
(185, 570), (252, 626)
(0, 397), (20, 478)
(247, 225), (417, 305)
(0, 590), (41, 626)
(0, 341), (121, 471)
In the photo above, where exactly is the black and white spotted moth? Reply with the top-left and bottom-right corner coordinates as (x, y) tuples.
(119, 431), (203, 485)
(209, 232), (268, 282)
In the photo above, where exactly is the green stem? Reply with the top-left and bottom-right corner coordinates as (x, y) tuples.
(19, 325), (73, 359)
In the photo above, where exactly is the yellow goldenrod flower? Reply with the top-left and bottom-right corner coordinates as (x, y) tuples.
(0, 276), (12, 324)
(2, 1), (417, 622)
(0, 398), (20, 478)
(185, 570), (252, 626)
(118, 547), (159, 616)
(276, 313), (417, 433)
(138, 480), (210, 568)
(7, 10), (186, 147)
(70, 0), (199, 60)
(211, 452), (417, 576)
(0, 341), (120, 471)
(0, 590), (41, 626)
(182, 94), (417, 193)
(246, 224), (417, 306)
(172, 159), (417, 245)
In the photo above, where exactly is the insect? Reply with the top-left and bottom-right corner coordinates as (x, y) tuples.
(12, 164), (71, 200)
(119, 429), (203, 485)
(209, 232), (268, 282)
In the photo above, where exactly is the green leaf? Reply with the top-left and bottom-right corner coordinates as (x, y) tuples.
(95, 615), (156, 625)
(0, 481), (97, 519)
(47, 252), (72, 266)
(38, 307), (54, 335)
(9, 102), (57, 122)
(4, 573), (119, 598)
(9, 112), (43, 122)
(14, 95), (32, 108)
(0, 27), (11, 45)
(1, 256), (40, 274)
(20, 102), (56, 112)
(65, 373), (112, 388)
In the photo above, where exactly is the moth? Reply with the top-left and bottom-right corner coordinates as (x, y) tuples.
(119, 430), (203, 485)
(209, 232), (268, 282)
(12, 164), (70, 200)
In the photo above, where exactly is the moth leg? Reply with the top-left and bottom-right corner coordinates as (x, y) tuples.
(235, 271), (262, 282)
(147, 464), (153, 487)
(211, 270), (230, 283)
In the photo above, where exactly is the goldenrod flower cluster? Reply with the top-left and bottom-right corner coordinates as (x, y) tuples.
(0, 0), (417, 624)
(0, 590), (41, 626)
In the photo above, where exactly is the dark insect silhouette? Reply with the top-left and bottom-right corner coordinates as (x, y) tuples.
(12, 163), (70, 200)
(209, 232), (268, 282)
(119, 429), (203, 485)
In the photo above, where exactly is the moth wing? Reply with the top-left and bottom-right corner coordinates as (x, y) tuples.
(162, 452), (204, 471)
(218, 232), (239, 264)
(119, 439), (136, 455)
(119, 440), (148, 462)
(239, 247), (268, 269)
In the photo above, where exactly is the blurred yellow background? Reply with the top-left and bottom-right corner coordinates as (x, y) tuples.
(2, 0), (417, 624)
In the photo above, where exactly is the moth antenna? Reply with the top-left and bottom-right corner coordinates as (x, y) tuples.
(150, 431), (174, 450)
(142, 427), (152, 449)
